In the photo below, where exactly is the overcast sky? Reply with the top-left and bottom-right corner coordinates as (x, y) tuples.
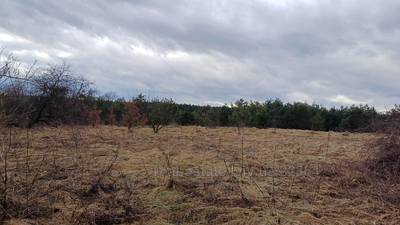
(1, 0), (399, 109)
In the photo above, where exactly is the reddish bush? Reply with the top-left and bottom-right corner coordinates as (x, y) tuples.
(87, 109), (102, 127)
(122, 102), (147, 131)
(108, 107), (117, 126)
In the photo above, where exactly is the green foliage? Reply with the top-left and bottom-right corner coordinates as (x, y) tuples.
(230, 99), (251, 128)
(339, 105), (377, 131)
(91, 95), (377, 132)
(145, 98), (177, 133)
(175, 110), (197, 126)
(310, 112), (325, 131)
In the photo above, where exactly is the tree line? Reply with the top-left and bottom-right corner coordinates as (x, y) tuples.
(0, 55), (380, 132)
(95, 96), (378, 132)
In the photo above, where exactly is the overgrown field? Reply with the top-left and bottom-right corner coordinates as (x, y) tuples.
(1, 126), (399, 225)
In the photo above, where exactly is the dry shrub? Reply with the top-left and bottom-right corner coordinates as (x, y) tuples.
(368, 107), (400, 180)
(57, 128), (146, 225)
(71, 175), (145, 225)
(122, 101), (147, 132)
(0, 127), (147, 225)
(366, 107), (400, 204)
(0, 128), (54, 221)
(369, 134), (400, 180)
(87, 109), (102, 127)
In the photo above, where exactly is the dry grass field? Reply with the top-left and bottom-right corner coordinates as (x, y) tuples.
(1, 126), (399, 225)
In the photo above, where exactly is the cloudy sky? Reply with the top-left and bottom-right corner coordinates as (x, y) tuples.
(1, 0), (399, 109)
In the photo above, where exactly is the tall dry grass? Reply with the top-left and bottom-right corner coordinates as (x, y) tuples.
(0, 126), (147, 224)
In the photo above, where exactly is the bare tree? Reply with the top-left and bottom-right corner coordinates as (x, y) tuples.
(0, 51), (33, 85)
(27, 63), (94, 127)
(0, 51), (36, 127)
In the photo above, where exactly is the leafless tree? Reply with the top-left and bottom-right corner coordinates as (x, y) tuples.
(0, 51), (36, 127)
(26, 63), (94, 127)
(0, 52), (29, 84)
(1, 51), (95, 128)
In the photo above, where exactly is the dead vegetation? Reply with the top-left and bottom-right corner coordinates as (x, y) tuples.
(0, 125), (399, 225)
(0, 126), (147, 225)
(363, 107), (400, 206)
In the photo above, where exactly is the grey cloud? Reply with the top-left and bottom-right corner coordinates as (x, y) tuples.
(1, 0), (400, 109)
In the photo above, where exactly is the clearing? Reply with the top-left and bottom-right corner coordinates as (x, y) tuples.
(2, 126), (398, 225)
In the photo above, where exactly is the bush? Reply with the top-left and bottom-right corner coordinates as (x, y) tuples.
(368, 107), (400, 180)
(366, 106), (400, 204)
(145, 98), (177, 134)
(122, 101), (147, 131)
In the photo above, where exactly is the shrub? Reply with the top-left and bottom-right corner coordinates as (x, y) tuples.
(366, 106), (400, 204)
(87, 108), (102, 127)
(122, 101), (147, 131)
(368, 107), (400, 180)
(145, 98), (177, 134)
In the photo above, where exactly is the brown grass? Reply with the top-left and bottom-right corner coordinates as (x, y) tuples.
(1, 125), (399, 225)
